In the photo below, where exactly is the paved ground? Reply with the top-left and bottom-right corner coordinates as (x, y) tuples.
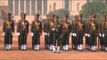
(0, 26), (107, 60)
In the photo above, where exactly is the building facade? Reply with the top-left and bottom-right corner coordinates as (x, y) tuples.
(0, 0), (88, 23)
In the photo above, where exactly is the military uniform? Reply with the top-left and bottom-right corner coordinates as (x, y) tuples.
(44, 17), (50, 49)
(17, 19), (29, 50)
(3, 13), (14, 50)
(48, 20), (55, 50)
(31, 20), (42, 50)
(71, 20), (78, 50)
(71, 18), (84, 51)
(52, 16), (62, 52)
(98, 19), (105, 51)
(99, 19), (107, 51)
(61, 21), (70, 51)
(84, 17), (98, 51)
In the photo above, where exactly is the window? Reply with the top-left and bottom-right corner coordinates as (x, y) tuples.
(15, 0), (19, 15)
(31, 0), (36, 15)
(26, 0), (30, 15)
(8, 0), (13, 13)
(43, 0), (47, 15)
(64, 0), (69, 10)
(20, 0), (24, 13)
(37, 0), (42, 15)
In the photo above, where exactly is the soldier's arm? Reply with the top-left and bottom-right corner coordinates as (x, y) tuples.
(40, 22), (42, 35)
(3, 21), (5, 32)
(27, 21), (29, 33)
(96, 22), (99, 35)
(68, 23), (71, 32)
(17, 21), (20, 32)
(12, 21), (15, 32)
(43, 23), (46, 32)
(31, 21), (33, 33)
(95, 22), (99, 31)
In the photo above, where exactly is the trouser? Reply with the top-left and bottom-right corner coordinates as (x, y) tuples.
(32, 30), (40, 49)
(44, 32), (49, 48)
(52, 31), (61, 46)
(18, 30), (27, 49)
(89, 31), (97, 46)
(72, 36), (78, 48)
(77, 31), (83, 45)
(49, 31), (54, 46)
(86, 30), (97, 51)
(61, 31), (69, 45)
(4, 29), (12, 49)
(85, 36), (90, 47)
(4, 29), (12, 44)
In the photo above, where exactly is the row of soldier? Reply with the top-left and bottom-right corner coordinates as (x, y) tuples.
(3, 12), (107, 52)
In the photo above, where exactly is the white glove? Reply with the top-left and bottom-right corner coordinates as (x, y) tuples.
(85, 33), (88, 36)
(47, 33), (49, 36)
(17, 33), (20, 36)
(71, 33), (74, 36)
(87, 34), (90, 37)
(44, 33), (47, 35)
(52, 28), (55, 31)
(99, 33), (101, 37)
(12, 33), (13, 35)
(3, 32), (5, 36)
(74, 33), (77, 36)
(102, 34), (105, 37)
(31, 33), (34, 36)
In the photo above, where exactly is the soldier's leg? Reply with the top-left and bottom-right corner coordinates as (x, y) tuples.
(104, 40), (107, 51)
(44, 33), (47, 48)
(77, 33), (83, 51)
(72, 36), (76, 50)
(90, 32), (97, 51)
(33, 32), (37, 50)
(49, 31), (53, 50)
(32, 34), (36, 50)
(44, 32), (50, 49)
(8, 32), (12, 50)
(62, 32), (66, 51)
(19, 31), (24, 50)
(18, 36), (21, 50)
(4, 32), (8, 50)
(52, 33), (56, 52)
(21, 32), (27, 51)
(36, 31), (40, 50)
(56, 36), (61, 52)
(5, 31), (12, 50)
(64, 32), (69, 51)
(77, 34), (82, 51)
(104, 33), (107, 51)
(85, 33), (89, 49)
(72, 36), (74, 49)
(99, 36), (104, 50)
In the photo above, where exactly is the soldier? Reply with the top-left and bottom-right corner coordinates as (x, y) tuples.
(48, 14), (55, 51)
(61, 14), (70, 51)
(31, 14), (42, 50)
(52, 15), (62, 52)
(84, 15), (98, 51)
(71, 17), (77, 50)
(17, 13), (29, 50)
(104, 15), (107, 51)
(71, 15), (84, 51)
(98, 15), (106, 51)
(44, 14), (50, 49)
(3, 13), (15, 50)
